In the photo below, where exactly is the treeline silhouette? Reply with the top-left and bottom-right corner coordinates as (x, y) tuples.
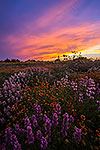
(0, 58), (20, 63)
(0, 58), (36, 63)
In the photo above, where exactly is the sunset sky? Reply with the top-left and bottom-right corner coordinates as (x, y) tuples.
(0, 0), (100, 61)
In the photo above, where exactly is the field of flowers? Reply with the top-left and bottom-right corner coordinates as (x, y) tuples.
(0, 66), (100, 150)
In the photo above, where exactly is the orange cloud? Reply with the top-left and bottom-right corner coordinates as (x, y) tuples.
(5, 21), (100, 60)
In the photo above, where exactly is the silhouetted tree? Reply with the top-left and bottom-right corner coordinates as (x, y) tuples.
(63, 55), (68, 61)
(10, 59), (20, 62)
(55, 56), (60, 62)
(31, 59), (36, 62)
(16, 59), (20, 62)
(4, 58), (10, 62)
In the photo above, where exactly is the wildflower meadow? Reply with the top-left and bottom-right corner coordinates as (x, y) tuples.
(0, 66), (100, 150)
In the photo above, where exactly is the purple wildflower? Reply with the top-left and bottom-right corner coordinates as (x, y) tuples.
(31, 114), (38, 128)
(36, 130), (42, 140)
(52, 113), (59, 127)
(69, 115), (74, 123)
(15, 124), (21, 134)
(0, 117), (5, 124)
(41, 136), (48, 150)
(45, 118), (52, 142)
(56, 104), (61, 115)
(61, 113), (69, 137)
(86, 78), (96, 100)
(98, 106), (100, 111)
(78, 93), (83, 104)
(2, 101), (6, 106)
(27, 126), (34, 144)
(43, 114), (48, 122)
(1, 143), (6, 150)
(24, 117), (31, 127)
(34, 104), (42, 120)
(10, 134), (18, 145)
(97, 100), (100, 111)
(73, 127), (81, 143)
(13, 140), (22, 150)
(10, 134), (21, 150)
(21, 129), (27, 135)
(71, 81), (78, 92)
(5, 127), (12, 143)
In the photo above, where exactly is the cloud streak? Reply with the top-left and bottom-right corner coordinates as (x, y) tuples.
(36, 0), (79, 28)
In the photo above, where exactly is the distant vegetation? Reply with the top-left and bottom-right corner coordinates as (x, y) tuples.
(0, 58), (36, 63)
(0, 58), (20, 63)
(0, 51), (99, 63)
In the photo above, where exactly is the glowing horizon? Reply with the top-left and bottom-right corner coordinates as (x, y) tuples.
(0, 0), (100, 61)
